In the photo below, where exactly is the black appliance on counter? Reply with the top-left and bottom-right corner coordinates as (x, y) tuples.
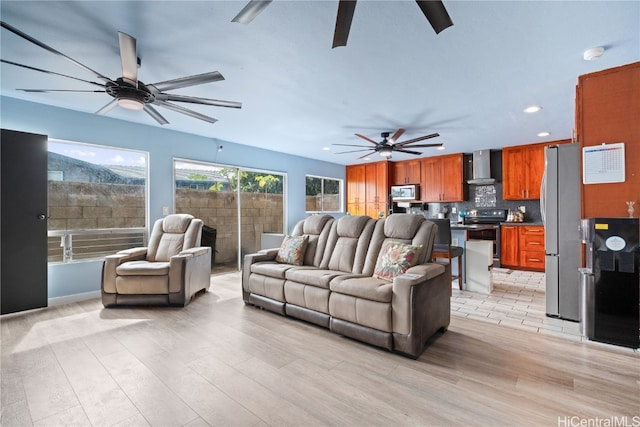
(462, 209), (508, 267)
(579, 218), (639, 349)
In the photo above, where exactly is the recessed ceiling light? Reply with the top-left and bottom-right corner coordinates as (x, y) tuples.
(321, 147), (330, 151)
(523, 105), (542, 114)
(583, 46), (605, 61)
(362, 157), (371, 161)
(537, 131), (550, 137)
(437, 146), (445, 150)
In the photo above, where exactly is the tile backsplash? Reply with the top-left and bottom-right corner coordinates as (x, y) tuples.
(427, 182), (543, 223)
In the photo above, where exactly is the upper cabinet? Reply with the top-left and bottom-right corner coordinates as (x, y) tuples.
(392, 159), (421, 185)
(502, 140), (569, 200)
(420, 153), (464, 202)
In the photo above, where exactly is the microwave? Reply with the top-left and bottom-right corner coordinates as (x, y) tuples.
(391, 184), (420, 201)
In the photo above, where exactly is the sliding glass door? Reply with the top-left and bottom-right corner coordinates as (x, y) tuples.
(174, 159), (285, 272)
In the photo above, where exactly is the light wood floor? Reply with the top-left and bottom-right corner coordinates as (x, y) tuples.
(1, 271), (639, 427)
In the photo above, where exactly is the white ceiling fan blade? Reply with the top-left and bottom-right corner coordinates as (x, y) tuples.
(118, 32), (138, 86)
(95, 99), (118, 115)
(232, 0), (273, 24)
(143, 104), (169, 125)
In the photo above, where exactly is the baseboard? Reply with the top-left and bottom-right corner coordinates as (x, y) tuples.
(48, 291), (101, 307)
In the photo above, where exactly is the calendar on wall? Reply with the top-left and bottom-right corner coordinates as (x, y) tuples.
(583, 143), (625, 184)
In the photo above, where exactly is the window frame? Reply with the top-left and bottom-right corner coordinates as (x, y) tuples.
(305, 174), (344, 214)
(47, 138), (149, 264)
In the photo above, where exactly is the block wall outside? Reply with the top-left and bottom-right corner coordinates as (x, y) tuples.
(47, 183), (285, 265)
(176, 189), (283, 264)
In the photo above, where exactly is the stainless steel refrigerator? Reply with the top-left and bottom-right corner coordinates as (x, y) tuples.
(541, 143), (581, 321)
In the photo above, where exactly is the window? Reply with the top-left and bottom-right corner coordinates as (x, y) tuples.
(305, 175), (343, 213)
(47, 139), (148, 262)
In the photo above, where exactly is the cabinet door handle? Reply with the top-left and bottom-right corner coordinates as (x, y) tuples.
(529, 258), (541, 262)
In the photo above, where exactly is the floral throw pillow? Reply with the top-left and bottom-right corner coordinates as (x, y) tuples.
(275, 235), (309, 266)
(373, 241), (424, 281)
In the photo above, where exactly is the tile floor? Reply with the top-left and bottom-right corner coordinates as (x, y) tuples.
(451, 268), (585, 341)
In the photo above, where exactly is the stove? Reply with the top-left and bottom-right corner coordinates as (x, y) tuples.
(463, 208), (508, 225)
(462, 208), (507, 266)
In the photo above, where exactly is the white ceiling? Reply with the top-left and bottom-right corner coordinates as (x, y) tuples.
(1, 1), (638, 165)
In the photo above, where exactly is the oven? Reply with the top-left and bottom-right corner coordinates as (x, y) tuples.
(463, 209), (507, 267)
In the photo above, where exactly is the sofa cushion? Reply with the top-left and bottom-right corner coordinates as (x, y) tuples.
(384, 214), (423, 239)
(275, 235), (309, 265)
(116, 261), (171, 276)
(303, 215), (332, 235)
(285, 268), (353, 289)
(251, 262), (294, 279)
(330, 275), (393, 303)
(163, 214), (193, 233)
(336, 215), (370, 238)
(373, 241), (424, 281)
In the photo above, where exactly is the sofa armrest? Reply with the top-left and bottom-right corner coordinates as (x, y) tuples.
(169, 247), (211, 294)
(179, 246), (210, 257)
(391, 262), (448, 336)
(102, 247), (148, 293)
(242, 249), (279, 293)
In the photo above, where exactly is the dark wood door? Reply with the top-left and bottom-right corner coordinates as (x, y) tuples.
(1, 129), (48, 314)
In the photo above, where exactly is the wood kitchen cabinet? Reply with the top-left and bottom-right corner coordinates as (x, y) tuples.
(500, 224), (545, 271)
(503, 140), (570, 200)
(500, 224), (520, 267)
(346, 164), (365, 215)
(519, 225), (545, 271)
(502, 144), (545, 200)
(346, 161), (391, 217)
(420, 153), (464, 202)
(392, 160), (421, 185)
(365, 161), (391, 218)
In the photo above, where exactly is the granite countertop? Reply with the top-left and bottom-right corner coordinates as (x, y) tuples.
(499, 222), (544, 226)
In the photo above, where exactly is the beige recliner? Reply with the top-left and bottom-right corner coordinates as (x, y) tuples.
(102, 214), (211, 307)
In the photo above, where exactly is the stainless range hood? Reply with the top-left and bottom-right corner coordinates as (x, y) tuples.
(467, 149), (495, 184)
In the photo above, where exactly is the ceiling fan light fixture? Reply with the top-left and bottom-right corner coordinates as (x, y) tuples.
(379, 147), (393, 157)
(117, 97), (144, 111)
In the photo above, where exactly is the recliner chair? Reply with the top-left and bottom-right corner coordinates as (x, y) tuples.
(102, 214), (211, 307)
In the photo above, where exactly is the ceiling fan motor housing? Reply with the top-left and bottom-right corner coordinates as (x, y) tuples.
(105, 78), (155, 104)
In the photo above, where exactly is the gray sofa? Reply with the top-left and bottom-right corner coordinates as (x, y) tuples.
(242, 213), (450, 358)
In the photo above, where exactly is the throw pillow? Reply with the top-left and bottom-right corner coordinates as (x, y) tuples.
(275, 235), (309, 266)
(373, 241), (424, 281)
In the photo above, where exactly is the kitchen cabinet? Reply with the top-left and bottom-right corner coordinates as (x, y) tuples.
(365, 161), (391, 218)
(502, 140), (570, 200)
(519, 225), (545, 271)
(420, 153), (464, 202)
(500, 225), (519, 267)
(500, 224), (545, 271)
(502, 144), (545, 200)
(346, 164), (365, 215)
(392, 160), (421, 185)
(346, 161), (391, 218)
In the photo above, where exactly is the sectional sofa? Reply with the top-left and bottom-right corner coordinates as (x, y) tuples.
(242, 213), (451, 358)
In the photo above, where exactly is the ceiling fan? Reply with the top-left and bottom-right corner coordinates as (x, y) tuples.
(0, 21), (242, 125)
(333, 128), (443, 159)
(232, 0), (453, 48)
